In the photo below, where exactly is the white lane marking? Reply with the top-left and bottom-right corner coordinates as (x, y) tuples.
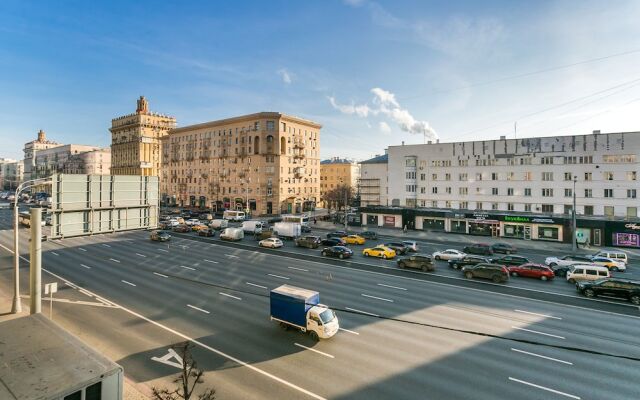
(179, 265), (196, 271)
(78, 248), (87, 252)
(3, 242), (328, 400)
(514, 309), (562, 320)
(136, 253), (147, 258)
(361, 293), (394, 303)
(153, 272), (168, 278)
(187, 304), (210, 314)
(268, 274), (290, 280)
(246, 282), (268, 289)
(204, 259), (219, 264)
(121, 280), (136, 287)
(79, 289), (94, 297)
(339, 327), (360, 335)
(288, 266), (309, 272)
(225, 254), (239, 258)
(109, 258), (120, 263)
(345, 307), (380, 317)
(377, 283), (407, 291)
(219, 292), (242, 300)
(294, 343), (335, 359)
(64, 282), (78, 289)
(80, 264), (91, 269)
(508, 377), (580, 399)
(158, 249), (169, 253)
(511, 348), (573, 365)
(102, 244), (111, 248)
(511, 326), (565, 339)
(51, 252), (59, 256)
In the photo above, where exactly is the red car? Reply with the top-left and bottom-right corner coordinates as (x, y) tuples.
(508, 263), (554, 281)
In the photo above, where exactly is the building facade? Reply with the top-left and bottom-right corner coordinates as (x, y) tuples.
(161, 112), (321, 215)
(23, 130), (62, 181)
(359, 153), (388, 207)
(319, 157), (359, 208)
(62, 148), (111, 175)
(0, 159), (24, 190)
(110, 96), (176, 176)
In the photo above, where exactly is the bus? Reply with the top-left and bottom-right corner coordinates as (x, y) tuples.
(282, 213), (310, 227)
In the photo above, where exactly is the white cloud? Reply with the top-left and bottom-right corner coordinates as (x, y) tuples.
(328, 88), (437, 141)
(278, 68), (292, 84)
(343, 0), (366, 6)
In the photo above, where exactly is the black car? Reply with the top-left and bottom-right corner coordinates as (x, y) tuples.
(489, 255), (530, 267)
(358, 231), (378, 240)
(463, 243), (494, 256)
(295, 235), (321, 249)
(321, 237), (346, 246)
(462, 263), (509, 283)
(326, 231), (348, 239)
(397, 254), (434, 272)
(322, 246), (353, 259)
(577, 278), (640, 305)
(491, 242), (517, 254)
(172, 224), (190, 233)
(301, 225), (312, 233)
(150, 231), (171, 242)
(383, 242), (409, 255)
(448, 255), (490, 269)
(198, 228), (215, 237)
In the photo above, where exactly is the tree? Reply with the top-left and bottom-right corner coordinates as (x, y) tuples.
(152, 342), (216, 400)
(322, 184), (355, 212)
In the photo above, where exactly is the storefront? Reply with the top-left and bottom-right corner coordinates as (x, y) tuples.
(366, 214), (379, 226)
(606, 221), (640, 248)
(383, 215), (397, 228)
(421, 217), (446, 231)
(501, 216), (531, 239)
(450, 220), (467, 233)
(466, 213), (499, 236)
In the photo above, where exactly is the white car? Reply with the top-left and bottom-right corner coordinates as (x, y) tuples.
(185, 218), (200, 226)
(432, 249), (466, 261)
(259, 238), (283, 248)
(402, 241), (418, 252)
(168, 219), (179, 227)
(590, 256), (626, 272)
(544, 255), (593, 267)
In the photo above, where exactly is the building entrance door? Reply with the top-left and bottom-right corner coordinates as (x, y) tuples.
(524, 225), (531, 240)
(593, 229), (602, 246)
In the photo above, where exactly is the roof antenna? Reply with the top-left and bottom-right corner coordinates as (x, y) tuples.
(514, 121), (517, 140)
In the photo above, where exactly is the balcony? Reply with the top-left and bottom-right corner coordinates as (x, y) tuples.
(293, 137), (305, 149)
(140, 162), (152, 168)
(294, 167), (306, 178)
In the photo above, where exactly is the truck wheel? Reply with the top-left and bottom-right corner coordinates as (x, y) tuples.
(280, 322), (290, 331)
(568, 278), (575, 284)
(309, 331), (319, 341)
(465, 272), (473, 279)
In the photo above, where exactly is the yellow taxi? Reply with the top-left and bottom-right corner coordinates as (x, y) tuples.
(192, 223), (208, 232)
(342, 234), (366, 245)
(363, 246), (396, 259)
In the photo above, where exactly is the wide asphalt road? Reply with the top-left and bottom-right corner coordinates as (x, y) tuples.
(1, 209), (640, 399)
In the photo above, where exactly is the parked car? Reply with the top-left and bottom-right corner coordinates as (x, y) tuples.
(198, 228), (215, 237)
(326, 231), (348, 239)
(342, 235), (365, 245)
(295, 235), (321, 249)
(382, 242), (409, 255)
(301, 225), (312, 233)
(172, 224), (190, 233)
(566, 265), (610, 284)
(150, 230), (171, 242)
(402, 241), (418, 252)
(508, 263), (555, 281)
(545, 255), (593, 268)
(358, 231), (378, 240)
(590, 256), (626, 272)
(592, 250), (628, 265)
(463, 243), (494, 256)
(321, 246), (353, 259)
(491, 242), (517, 254)
(576, 278), (640, 305)
(448, 255), (489, 269)
(363, 246), (396, 259)
(321, 237), (346, 247)
(432, 249), (466, 261)
(397, 254), (434, 272)
(158, 222), (171, 230)
(462, 263), (509, 283)
(185, 218), (200, 226)
(489, 255), (530, 267)
(259, 238), (284, 248)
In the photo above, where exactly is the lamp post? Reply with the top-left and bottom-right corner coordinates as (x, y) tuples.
(572, 175), (577, 254)
(11, 177), (51, 314)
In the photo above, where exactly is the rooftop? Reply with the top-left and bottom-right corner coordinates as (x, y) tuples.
(321, 157), (356, 165)
(360, 153), (388, 164)
(170, 112), (322, 134)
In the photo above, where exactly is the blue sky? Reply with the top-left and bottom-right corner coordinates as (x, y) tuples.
(1, 0), (640, 161)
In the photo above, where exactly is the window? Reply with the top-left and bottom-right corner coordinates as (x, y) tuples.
(476, 202), (483, 210)
(524, 204), (532, 212)
(507, 203), (514, 211)
(541, 204), (554, 213)
(507, 188), (514, 196)
(476, 173), (482, 181)
(524, 188), (531, 196)
(604, 172), (614, 180)
(432, 187), (438, 194)
(524, 172), (533, 181)
(492, 203), (498, 210)
(604, 206), (614, 216)
(64, 392), (81, 400)
(542, 172), (553, 181)
(564, 172), (572, 181)
(628, 207), (638, 218)
(584, 189), (592, 198)
(584, 172), (592, 181)
(420, 173), (426, 181)
(432, 173), (437, 180)
(266, 121), (275, 131)
(604, 189), (614, 198)
(492, 188), (498, 195)
(445, 173), (451, 181)
(460, 201), (468, 209)
(86, 382), (102, 400)
(459, 187), (468, 195)
(628, 189), (637, 198)
(564, 188), (572, 197)
(446, 187), (452, 194)
(507, 172), (514, 181)
(405, 157), (416, 167)
(603, 154), (636, 163)
(405, 185), (416, 192)
(584, 205), (594, 215)
(564, 205), (573, 214)
(541, 156), (554, 164)
(459, 173), (468, 181)
(542, 188), (553, 197)
(445, 201), (451, 208)
(628, 171), (637, 181)
(420, 187), (426, 194)
(491, 172), (498, 181)
(431, 200), (438, 207)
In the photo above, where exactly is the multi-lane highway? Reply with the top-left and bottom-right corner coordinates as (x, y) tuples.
(1, 208), (640, 399)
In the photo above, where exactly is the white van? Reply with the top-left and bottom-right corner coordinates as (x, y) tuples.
(242, 220), (264, 234)
(593, 250), (628, 265)
(210, 219), (229, 230)
(566, 265), (610, 284)
(220, 227), (244, 241)
(223, 210), (246, 222)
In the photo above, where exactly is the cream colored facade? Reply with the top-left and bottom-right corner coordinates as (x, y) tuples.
(110, 96), (176, 176)
(319, 158), (359, 207)
(161, 112), (321, 215)
(0, 159), (24, 190)
(62, 148), (111, 175)
(23, 130), (62, 181)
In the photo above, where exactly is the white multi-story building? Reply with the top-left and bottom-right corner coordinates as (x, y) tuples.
(359, 152), (388, 207)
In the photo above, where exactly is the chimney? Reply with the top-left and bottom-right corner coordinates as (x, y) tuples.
(500, 135), (506, 140)
(37, 129), (46, 142)
(436, 139), (440, 144)
(593, 130), (600, 134)
(427, 140), (432, 144)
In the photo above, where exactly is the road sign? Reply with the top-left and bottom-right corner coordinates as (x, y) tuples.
(44, 282), (58, 295)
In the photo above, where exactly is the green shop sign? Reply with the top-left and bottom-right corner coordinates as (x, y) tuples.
(503, 216), (531, 223)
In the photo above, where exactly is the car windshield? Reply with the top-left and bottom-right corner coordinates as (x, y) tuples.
(319, 309), (336, 324)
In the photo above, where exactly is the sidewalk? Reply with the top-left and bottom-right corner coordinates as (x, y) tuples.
(310, 220), (595, 255)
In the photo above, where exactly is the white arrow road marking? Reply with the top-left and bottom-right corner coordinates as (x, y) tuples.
(158, 249), (169, 253)
(225, 254), (239, 258)
(78, 248), (87, 252)
(151, 348), (183, 370)
(121, 280), (136, 286)
(294, 343), (335, 359)
(102, 244), (111, 248)
(51, 252), (59, 256)
(187, 304), (210, 314)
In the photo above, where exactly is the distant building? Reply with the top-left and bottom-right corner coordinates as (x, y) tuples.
(358, 152), (388, 207)
(23, 129), (62, 181)
(0, 158), (24, 190)
(161, 112), (321, 215)
(319, 157), (359, 208)
(110, 96), (176, 176)
(63, 148), (111, 175)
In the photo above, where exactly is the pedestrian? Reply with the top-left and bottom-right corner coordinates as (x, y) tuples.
(314, 217), (317, 225)
(403, 225), (407, 234)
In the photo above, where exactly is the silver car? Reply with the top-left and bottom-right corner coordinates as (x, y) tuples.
(402, 241), (418, 252)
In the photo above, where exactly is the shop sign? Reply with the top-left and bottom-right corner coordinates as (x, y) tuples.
(503, 216), (530, 223)
(625, 223), (640, 230)
(383, 216), (395, 226)
(614, 233), (640, 247)
(469, 212), (489, 220)
(531, 218), (555, 224)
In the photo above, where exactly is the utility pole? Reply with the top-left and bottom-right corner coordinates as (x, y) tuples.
(30, 207), (42, 314)
(572, 176), (577, 253)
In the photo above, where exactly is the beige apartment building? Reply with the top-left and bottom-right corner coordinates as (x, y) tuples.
(110, 96), (176, 176)
(62, 148), (111, 175)
(319, 157), (359, 208)
(161, 112), (321, 215)
(23, 130), (62, 181)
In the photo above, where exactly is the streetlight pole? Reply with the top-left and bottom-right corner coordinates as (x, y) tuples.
(572, 176), (577, 254)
